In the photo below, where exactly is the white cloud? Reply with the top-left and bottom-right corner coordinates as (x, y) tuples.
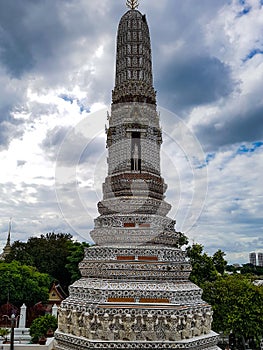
(0, 0), (262, 266)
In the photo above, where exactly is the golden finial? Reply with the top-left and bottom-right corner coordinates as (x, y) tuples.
(126, 0), (139, 10)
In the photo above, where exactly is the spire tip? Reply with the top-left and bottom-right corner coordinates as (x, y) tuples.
(126, 0), (139, 10)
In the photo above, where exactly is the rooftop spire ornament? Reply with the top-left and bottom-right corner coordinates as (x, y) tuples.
(126, 0), (139, 10)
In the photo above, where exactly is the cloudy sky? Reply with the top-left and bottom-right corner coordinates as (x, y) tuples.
(0, 0), (262, 264)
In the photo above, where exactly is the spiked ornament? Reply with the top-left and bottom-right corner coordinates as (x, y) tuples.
(126, 0), (139, 10)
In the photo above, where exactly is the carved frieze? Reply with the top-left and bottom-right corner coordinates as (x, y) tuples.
(56, 308), (218, 348)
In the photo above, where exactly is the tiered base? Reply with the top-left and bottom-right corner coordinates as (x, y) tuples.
(55, 245), (219, 350)
(55, 330), (219, 350)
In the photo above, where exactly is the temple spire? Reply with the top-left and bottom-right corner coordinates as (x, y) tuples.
(0, 218), (12, 260)
(7, 218), (11, 246)
(112, 2), (156, 105)
(126, 0), (139, 10)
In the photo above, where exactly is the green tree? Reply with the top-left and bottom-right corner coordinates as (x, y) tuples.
(5, 241), (34, 266)
(225, 264), (239, 273)
(240, 263), (263, 276)
(203, 274), (263, 343)
(6, 233), (74, 291)
(176, 231), (189, 248)
(212, 249), (227, 275)
(186, 244), (218, 286)
(0, 261), (51, 306)
(65, 241), (90, 283)
(29, 314), (57, 343)
(240, 263), (257, 275)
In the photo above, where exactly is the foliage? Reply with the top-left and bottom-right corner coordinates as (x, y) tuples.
(65, 241), (90, 283)
(29, 314), (57, 343)
(0, 261), (51, 306)
(176, 231), (189, 248)
(226, 263), (263, 277)
(212, 249), (227, 275)
(5, 241), (34, 266)
(202, 274), (263, 343)
(0, 328), (10, 340)
(225, 264), (238, 273)
(186, 244), (227, 286)
(6, 233), (84, 291)
(240, 263), (263, 276)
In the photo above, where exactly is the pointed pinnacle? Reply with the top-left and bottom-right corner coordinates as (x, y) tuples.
(126, 0), (139, 10)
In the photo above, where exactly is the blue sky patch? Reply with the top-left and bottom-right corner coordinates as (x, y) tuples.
(78, 102), (90, 114)
(243, 48), (263, 62)
(237, 141), (263, 154)
(196, 152), (215, 169)
(59, 94), (90, 113)
(237, 6), (251, 17)
(237, 1), (252, 16)
(60, 94), (75, 104)
(206, 153), (215, 164)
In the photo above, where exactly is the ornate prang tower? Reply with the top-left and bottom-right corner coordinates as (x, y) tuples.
(55, 2), (219, 349)
(0, 219), (12, 261)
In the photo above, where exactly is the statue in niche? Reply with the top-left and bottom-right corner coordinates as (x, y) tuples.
(133, 314), (144, 340)
(66, 309), (73, 334)
(58, 308), (68, 333)
(155, 315), (168, 340)
(142, 314), (158, 341)
(111, 314), (123, 340)
(83, 312), (96, 339)
(78, 312), (85, 337)
(202, 310), (212, 334)
(71, 310), (82, 336)
(192, 312), (202, 337)
(97, 313), (114, 341)
(165, 315), (181, 341)
(119, 313), (136, 341)
(181, 312), (193, 339)
(132, 143), (139, 171)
